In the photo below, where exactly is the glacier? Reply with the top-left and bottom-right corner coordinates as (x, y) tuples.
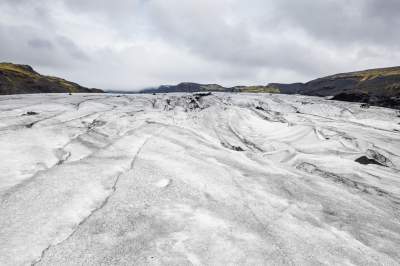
(0, 92), (400, 265)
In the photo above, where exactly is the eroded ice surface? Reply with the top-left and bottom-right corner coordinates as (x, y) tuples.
(0, 93), (400, 265)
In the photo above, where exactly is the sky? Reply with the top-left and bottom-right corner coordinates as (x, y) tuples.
(1, 0), (400, 91)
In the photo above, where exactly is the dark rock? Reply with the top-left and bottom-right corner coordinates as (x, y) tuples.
(193, 92), (212, 97)
(221, 142), (245, 151)
(355, 156), (384, 166)
(331, 93), (370, 103)
(24, 111), (38, 116)
(331, 93), (400, 109)
(231, 146), (244, 151)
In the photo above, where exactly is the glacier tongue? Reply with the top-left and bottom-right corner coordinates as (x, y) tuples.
(0, 92), (400, 265)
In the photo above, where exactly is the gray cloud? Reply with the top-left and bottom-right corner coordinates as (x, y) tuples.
(1, 0), (399, 90)
(270, 0), (400, 47)
(28, 38), (54, 50)
(56, 36), (90, 61)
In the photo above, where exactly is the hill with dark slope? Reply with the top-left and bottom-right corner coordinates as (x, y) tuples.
(0, 62), (103, 95)
(301, 66), (400, 97)
(274, 66), (400, 108)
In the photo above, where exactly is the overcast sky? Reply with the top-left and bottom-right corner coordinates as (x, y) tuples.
(1, 0), (400, 90)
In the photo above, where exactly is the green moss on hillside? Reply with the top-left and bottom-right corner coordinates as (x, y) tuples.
(328, 67), (400, 80)
(240, 86), (280, 93)
(0, 63), (38, 78)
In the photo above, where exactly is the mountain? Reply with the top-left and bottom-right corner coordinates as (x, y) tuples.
(141, 83), (227, 93)
(142, 66), (400, 109)
(0, 62), (103, 95)
(141, 82), (280, 94)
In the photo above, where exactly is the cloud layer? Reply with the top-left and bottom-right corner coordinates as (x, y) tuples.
(1, 0), (399, 90)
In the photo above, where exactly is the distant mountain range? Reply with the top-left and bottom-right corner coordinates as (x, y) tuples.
(0, 62), (103, 95)
(140, 83), (281, 94)
(141, 66), (400, 109)
(2, 62), (400, 109)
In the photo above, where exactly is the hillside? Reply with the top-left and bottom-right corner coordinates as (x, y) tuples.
(302, 66), (400, 97)
(0, 62), (103, 95)
(274, 66), (400, 108)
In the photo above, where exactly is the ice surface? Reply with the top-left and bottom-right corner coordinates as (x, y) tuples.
(0, 93), (400, 265)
